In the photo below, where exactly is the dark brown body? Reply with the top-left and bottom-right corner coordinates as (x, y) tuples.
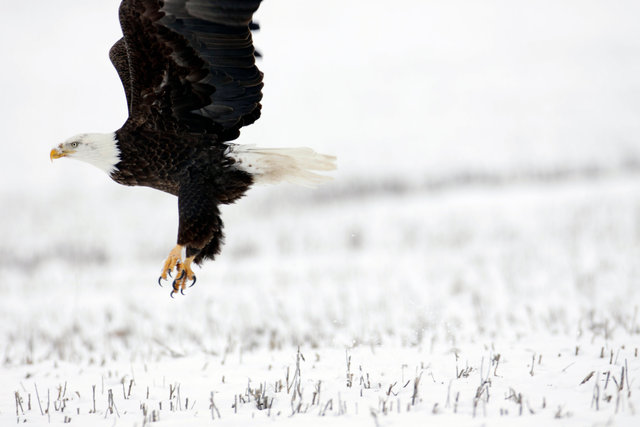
(112, 120), (253, 263)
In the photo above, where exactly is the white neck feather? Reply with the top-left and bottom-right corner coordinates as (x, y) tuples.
(68, 132), (120, 174)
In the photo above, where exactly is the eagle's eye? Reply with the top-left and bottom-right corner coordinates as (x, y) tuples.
(70, 141), (79, 149)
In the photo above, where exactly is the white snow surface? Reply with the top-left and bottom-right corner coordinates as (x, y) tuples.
(2, 1), (640, 426)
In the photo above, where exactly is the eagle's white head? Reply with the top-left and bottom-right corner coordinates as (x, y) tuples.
(50, 133), (120, 174)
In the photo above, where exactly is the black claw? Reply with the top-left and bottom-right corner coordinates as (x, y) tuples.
(177, 269), (186, 281)
(168, 269), (172, 278)
(189, 275), (197, 288)
(181, 288), (186, 295)
(171, 280), (180, 297)
(158, 276), (164, 287)
(170, 290), (175, 298)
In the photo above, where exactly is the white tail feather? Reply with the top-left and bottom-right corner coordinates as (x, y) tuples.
(229, 145), (337, 187)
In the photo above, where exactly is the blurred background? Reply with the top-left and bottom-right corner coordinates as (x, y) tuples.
(1, 0), (639, 362)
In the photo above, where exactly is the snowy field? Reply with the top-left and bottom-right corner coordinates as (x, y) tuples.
(2, 0), (640, 425)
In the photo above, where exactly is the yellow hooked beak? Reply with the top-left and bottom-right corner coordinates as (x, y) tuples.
(50, 146), (73, 161)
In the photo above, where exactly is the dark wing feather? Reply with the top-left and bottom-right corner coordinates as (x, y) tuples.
(109, 38), (136, 114)
(112, 0), (263, 141)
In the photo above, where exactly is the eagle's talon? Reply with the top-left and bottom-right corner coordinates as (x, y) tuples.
(160, 245), (196, 296)
(171, 281), (180, 295)
(160, 245), (183, 289)
(189, 275), (197, 288)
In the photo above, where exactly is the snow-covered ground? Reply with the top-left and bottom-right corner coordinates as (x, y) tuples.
(2, 1), (640, 425)
(2, 176), (640, 426)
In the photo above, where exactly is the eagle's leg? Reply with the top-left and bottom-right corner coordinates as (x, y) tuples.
(166, 178), (225, 296)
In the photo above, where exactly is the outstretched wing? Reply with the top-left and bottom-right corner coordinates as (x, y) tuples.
(111, 0), (263, 141)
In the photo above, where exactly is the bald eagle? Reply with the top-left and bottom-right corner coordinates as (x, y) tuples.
(49, 0), (335, 296)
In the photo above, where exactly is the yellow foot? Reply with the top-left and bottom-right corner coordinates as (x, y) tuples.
(170, 256), (196, 297)
(158, 245), (197, 297)
(159, 245), (183, 281)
